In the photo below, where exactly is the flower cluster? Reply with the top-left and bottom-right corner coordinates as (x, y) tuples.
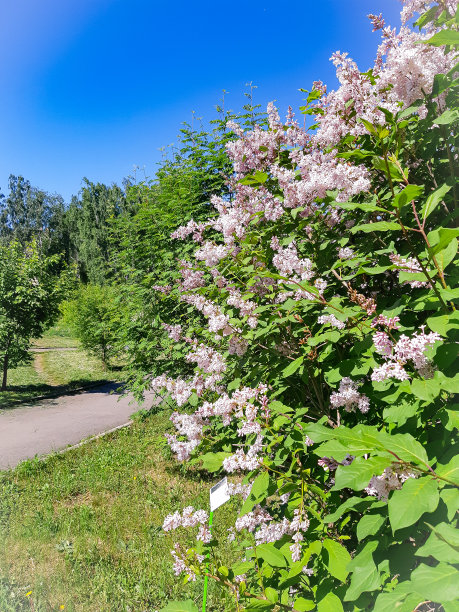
(235, 507), (310, 561)
(365, 466), (417, 500)
(330, 377), (370, 413)
(371, 327), (441, 381)
(389, 253), (429, 288)
(317, 314), (346, 330)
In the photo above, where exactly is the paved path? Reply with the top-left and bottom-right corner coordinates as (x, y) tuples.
(0, 383), (157, 470)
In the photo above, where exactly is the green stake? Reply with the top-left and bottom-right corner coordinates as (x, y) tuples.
(202, 477), (230, 612)
(202, 510), (213, 612)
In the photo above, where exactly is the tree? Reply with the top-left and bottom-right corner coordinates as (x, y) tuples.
(0, 175), (72, 263)
(66, 179), (129, 284)
(61, 284), (119, 367)
(0, 240), (72, 391)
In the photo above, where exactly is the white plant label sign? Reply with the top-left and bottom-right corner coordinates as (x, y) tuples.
(210, 476), (230, 512)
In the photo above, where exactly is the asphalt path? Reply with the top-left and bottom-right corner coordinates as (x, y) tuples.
(0, 383), (157, 470)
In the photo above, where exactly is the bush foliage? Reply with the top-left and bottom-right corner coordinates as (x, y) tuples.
(146, 3), (459, 610)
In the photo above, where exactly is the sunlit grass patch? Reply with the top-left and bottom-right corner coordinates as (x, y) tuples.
(32, 321), (81, 349)
(40, 349), (115, 387)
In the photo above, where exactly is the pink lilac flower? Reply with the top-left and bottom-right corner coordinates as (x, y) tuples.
(195, 241), (231, 267)
(389, 253), (427, 288)
(365, 466), (417, 500)
(371, 361), (410, 382)
(162, 323), (183, 342)
(179, 261), (205, 290)
(371, 327), (441, 381)
(338, 246), (355, 259)
(371, 315), (400, 330)
(186, 343), (227, 375)
(227, 482), (252, 499)
(152, 284), (171, 294)
(228, 336), (249, 356)
(223, 435), (264, 472)
(163, 506), (209, 531)
(373, 331), (393, 356)
(272, 243), (314, 281)
(330, 378), (370, 413)
(318, 314), (345, 330)
(368, 13), (385, 31)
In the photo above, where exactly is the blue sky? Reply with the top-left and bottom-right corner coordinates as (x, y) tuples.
(0, 0), (402, 202)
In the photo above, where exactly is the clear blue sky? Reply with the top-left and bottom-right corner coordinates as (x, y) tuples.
(0, 0), (402, 202)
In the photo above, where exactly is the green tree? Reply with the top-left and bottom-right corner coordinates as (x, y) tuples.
(61, 284), (119, 367)
(0, 174), (72, 264)
(0, 240), (72, 391)
(67, 179), (129, 283)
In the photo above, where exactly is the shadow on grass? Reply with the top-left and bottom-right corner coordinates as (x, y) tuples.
(0, 378), (118, 410)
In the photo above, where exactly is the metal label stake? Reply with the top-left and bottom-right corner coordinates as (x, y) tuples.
(202, 477), (230, 612)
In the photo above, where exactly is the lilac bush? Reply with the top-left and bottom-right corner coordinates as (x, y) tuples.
(155, 1), (458, 609)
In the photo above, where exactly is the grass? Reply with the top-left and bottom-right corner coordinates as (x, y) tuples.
(0, 322), (123, 409)
(39, 350), (116, 387)
(0, 408), (237, 612)
(32, 321), (81, 349)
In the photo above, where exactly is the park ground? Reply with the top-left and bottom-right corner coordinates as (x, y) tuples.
(0, 325), (234, 611)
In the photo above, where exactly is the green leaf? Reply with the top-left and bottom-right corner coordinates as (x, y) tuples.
(427, 227), (459, 255)
(410, 376), (441, 402)
(351, 221), (401, 234)
(373, 590), (424, 612)
(375, 431), (429, 467)
(388, 477), (439, 532)
(160, 601), (199, 612)
(303, 421), (334, 443)
(393, 185), (424, 210)
(239, 472), (271, 515)
(359, 118), (378, 136)
(436, 455), (459, 485)
(257, 543), (288, 567)
(324, 496), (373, 523)
(416, 529), (459, 563)
(435, 238), (458, 272)
(372, 156), (406, 181)
(424, 29), (459, 46)
(232, 560), (254, 575)
(265, 587), (278, 603)
(383, 402), (419, 426)
(323, 539), (351, 582)
(357, 513), (386, 541)
(427, 312), (459, 336)
(199, 452), (231, 472)
(440, 488), (459, 521)
(244, 600), (275, 611)
(421, 184), (451, 220)
(239, 171), (269, 186)
(317, 593), (344, 612)
(333, 456), (391, 491)
(345, 541), (381, 601)
(282, 356), (304, 377)
(409, 562), (459, 602)
(335, 201), (387, 213)
(293, 597), (315, 611)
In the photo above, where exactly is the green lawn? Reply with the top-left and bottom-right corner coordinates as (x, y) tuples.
(0, 409), (237, 612)
(0, 323), (123, 409)
(32, 321), (81, 349)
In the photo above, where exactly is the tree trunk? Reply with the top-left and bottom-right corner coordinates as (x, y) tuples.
(1, 350), (8, 391)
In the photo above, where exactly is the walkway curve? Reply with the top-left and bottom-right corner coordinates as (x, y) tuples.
(0, 383), (158, 470)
